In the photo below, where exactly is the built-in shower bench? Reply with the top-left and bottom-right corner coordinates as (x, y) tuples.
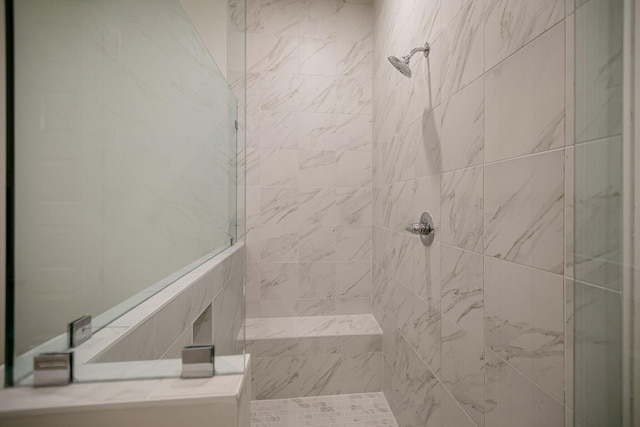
(244, 314), (383, 400)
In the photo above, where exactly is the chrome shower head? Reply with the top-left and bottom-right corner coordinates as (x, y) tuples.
(388, 42), (430, 78)
(388, 55), (412, 78)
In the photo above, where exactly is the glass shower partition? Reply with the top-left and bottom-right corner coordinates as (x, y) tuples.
(5, 0), (245, 385)
(573, 0), (637, 425)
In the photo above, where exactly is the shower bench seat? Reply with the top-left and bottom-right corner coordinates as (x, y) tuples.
(244, 314), (383, 400)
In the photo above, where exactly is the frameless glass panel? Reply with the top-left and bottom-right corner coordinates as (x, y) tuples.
(7, 0), (245, 385)
(573, 0), (636, 425)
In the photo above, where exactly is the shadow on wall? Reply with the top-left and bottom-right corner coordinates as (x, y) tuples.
(420, 56), (441, 174)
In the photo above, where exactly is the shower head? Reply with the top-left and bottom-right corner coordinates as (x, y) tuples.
(388, 55), (412, 78)
(388, 42), (430, 78)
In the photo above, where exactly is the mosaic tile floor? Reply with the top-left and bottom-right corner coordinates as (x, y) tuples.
(251, 392), (398, 427)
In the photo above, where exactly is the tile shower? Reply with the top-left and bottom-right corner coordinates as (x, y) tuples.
(2, 0), (635, 425)
(374, 1), (573, 426)
(7, 0), (636, 424)
(245, 0), (576, 426)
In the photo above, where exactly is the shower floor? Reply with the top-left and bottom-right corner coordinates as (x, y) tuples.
(250, 392), (398, 427)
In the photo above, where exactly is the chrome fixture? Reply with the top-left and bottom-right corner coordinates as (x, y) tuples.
(34, 352), (73, 387)
(388, 42), (430, 78)
(68, 314), (92, 348)
(181, 345), (215, 378)
(406, 211), (435, 246)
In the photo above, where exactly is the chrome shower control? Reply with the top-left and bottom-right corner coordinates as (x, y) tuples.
(405, 211), (435, 246)
(406, 223), (432, 234)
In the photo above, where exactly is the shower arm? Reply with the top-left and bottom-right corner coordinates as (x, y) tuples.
(403, 43), (431, 62)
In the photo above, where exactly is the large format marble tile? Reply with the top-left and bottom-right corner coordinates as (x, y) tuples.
(299, 224), (336, 262)
(484, 22), (565, 163)
(298, 112), (337, 151)
(337, 39), (373, 78)
(386, 181), (413, 232)
(299, 150), (336, 187)
(300, 75), (336, 113)
(340, 352), (383, 393)
(298, 187), (337, 225)
(484, 257), (565, 402)
(298, 336), (342, 356)
(245, 314), (381, 340)
(297, 315), (341, 337)
(484, 150), (564, 273)
(260, 187), (299, 224)
(336, 225), (372, 262)
(297, 299), (336, 316)
(575, 0), (623, 143)
(259, 73), (302, 112)
(249, 111), (299, 149)
(441, 317), (485, 427)
(260, 224), (299, 262)
(485, 350), (564, 427)
(573, 280), (622, 427)
(260, 262), (299, 300)
(339, 314), (381, 335)
(249, 0), (303, 36)
(334, 113), (372, 152)
(259, 148), (299, 187)
(394, 284), (441, 374)
(336, 187), (372, 225)
(410, 108), (444, 180)
(337, 1), (373, 42)
(298, 262), (336, 299)
(438, 0), (484, 102)
(336, 261), (371, 299)
(342, 334), (382, 354)
(246, 0), (373, 320)
(409, 238), (441, 310)
(333, 77), (373, 115)
(431, 77), (484, 173)
(253, 356), (301, 399)
(299, 37), (336, 76)
(574, 137), (623, 291)
(441, 166), (483, 252)
(246, 337), (299, 358)
(247, 33), (298, 74)
(442, 387), (478, 427)
(336, 296), (371, 314)
(441, 245), (484, 341)
(438, 0), (476, 29)
(301, 0), (338, 39)
(298, 354), (343, 396)
(94, 318), (156, 362)
(392, 334), (441, 427)
(336, 150), (372, 187)
(484, 0), (564, 70)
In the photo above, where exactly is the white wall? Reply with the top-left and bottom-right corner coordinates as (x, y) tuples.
(180, 0), (229, 79)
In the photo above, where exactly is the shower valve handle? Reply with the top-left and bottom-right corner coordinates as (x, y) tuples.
(405, 211), (435, 247)
(405, 222), (433, 235)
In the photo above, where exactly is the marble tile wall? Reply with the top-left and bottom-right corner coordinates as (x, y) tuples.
(93, 245), (245, 364)
(372, 1), (575, 426)
(245, 0), (374, 318)
(246, 315), (383, 399)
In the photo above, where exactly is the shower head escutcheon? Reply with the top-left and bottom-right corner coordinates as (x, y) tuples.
(388, 42), (430, 78)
